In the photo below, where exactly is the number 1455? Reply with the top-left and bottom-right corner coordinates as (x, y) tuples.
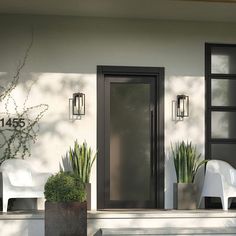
(0, 118), (26, 128)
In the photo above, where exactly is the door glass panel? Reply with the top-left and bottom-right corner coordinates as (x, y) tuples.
(212, 144), (236, 168)
(211, 47), (236, 74)
(212, 112), (236, 139)
(110, 83), (151, 201)
(212, 79), (236, 106)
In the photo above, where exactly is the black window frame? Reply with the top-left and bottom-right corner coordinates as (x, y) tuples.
(205, 43), (236, 208)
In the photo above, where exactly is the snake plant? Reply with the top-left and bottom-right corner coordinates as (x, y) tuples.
(66, 141), (97, 184)
(171, 141), (207, 183)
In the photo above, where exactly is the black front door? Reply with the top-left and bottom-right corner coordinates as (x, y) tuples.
(97, 66), (164, 209)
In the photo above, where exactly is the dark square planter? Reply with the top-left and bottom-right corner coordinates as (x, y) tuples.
(86, 183), (91, 210)
(173, 183), (198, 210)
(45, 201), (87, 236)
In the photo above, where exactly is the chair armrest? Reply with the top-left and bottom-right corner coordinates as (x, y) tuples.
(1, 171), (13, 188)
(31, 172), (52, 186)
(230, 168), (236, 186)
(202, 171), (226, 197)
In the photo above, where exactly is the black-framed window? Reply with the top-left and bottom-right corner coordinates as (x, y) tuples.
(206, 43), (236, 169)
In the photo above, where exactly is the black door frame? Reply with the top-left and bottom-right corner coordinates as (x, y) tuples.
(97, 65), (165, 209)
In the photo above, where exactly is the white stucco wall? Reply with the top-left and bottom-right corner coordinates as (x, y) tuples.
(1, 14), (236, 209)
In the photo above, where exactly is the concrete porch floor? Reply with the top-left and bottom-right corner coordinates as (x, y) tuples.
(0, 210), (44, 236)
(1, 209), (236, 235)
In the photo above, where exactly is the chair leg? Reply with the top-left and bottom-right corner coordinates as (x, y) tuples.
(221, 197), (228, 211)
(198, 196), (203, 208)
(228, 198), (233, 209)
(36, 198), (45, 210)
(2, 197), (8, 213)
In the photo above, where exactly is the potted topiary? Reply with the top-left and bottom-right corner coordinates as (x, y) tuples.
(66, 140), (96, 210)
(171, 141), (207, 210)
(44, 172), (86, 236)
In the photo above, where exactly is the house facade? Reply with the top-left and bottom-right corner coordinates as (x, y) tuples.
(0, 0), (236, 212)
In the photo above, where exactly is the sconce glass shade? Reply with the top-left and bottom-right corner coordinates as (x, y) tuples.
(176, 95), (189, 118)
(72, 93), (85, 115)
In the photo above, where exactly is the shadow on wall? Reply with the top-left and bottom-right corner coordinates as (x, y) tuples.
(0, 24), (98, 172)
(0, 17), (210, 210)
(165, 75), (205, 209)
(0, 71), (95, 172)
(31, 73), (96, 171)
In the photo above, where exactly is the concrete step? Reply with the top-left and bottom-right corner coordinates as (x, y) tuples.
(97, 227), (236, 236)
(88, 210), (236, 235)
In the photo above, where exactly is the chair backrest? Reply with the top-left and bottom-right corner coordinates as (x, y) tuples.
(206, 160), (236, 185)
(0, 159), (33, 186)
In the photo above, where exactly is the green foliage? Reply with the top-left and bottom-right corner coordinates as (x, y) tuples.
(0, 104), (48, 165)
(44, 172), (86, 203)
(65, 141), (96, 183)
(171, 141), (207, 183)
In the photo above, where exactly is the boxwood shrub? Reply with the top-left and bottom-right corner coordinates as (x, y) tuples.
(44, 172), (86, 202)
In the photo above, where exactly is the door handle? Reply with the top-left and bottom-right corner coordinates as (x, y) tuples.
(150, 110), (154, 177)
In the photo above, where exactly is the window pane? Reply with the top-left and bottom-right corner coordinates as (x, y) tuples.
(212, 112), (236, 139)
(211, 47), (236, 74)
(212, 79), (236, 106)
(212, 144), (236, 168)
(110, 83), (151, 201)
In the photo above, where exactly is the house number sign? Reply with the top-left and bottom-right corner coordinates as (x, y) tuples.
(0, 118), (26, 128)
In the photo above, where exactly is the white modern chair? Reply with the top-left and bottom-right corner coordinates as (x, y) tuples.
(0, 159), (52, 212)
(199, 160), (236, 211)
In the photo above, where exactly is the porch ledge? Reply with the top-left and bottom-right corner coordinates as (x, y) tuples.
(99, 227), (236, 235)
(1, 209), (236, 220)
(88, 209), (236, 219)
(0, 210), (44, 220)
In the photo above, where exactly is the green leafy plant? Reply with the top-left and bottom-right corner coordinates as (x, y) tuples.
(171, 141), (207, 183)
(44, 172), (86, 202)
(65, 141), (96, 183)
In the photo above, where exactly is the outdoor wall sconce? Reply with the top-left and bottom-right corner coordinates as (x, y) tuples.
(176, 95), (189, 119)
(69, 93), (85, 120)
